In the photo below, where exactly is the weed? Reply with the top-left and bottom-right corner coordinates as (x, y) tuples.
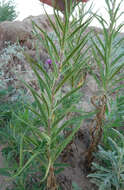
(9, 1), (92, 189)
(88, 128), (124, 190)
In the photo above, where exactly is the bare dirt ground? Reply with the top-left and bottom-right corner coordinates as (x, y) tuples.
(57, 128), (97, 190)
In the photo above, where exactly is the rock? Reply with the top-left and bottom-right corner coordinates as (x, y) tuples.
(0, 14), (55, 50)
(0, 15), (55, 102)
(0, 14), (98, 105)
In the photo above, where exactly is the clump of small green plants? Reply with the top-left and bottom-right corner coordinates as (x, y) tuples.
(88, 128), (124, 190)
(0, 42), (24, 62)
(0, 42), (26, 103)
(103, 93), (124, 148)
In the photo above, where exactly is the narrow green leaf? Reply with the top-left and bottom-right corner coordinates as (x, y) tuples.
(57, 86), (81, 106)
(29, 63), (52, 102)
(40, 132), (51, 145)
(24, 136), (39, 147)
(54, 120), (83, 161)
(54, 9), (63, 33)
(52, 115), (83, 143)
(113, 24), (124, 39)
(40, 158), (51, 182)
(113, 36), (124, 49)
(55, 55), (87, 94)
(92, 47), (105, 86)
(32, 21), (45, 35)
(111, 53), (124, 66)
(19, 133), (25, 169)
(108, 137), (120, 154)
(46, 34), (59, 60)
(25, 104), (41, 118)
(54, 68), (75, 94)
(63, 34), (88, 66)
(92, 38), (105, 63)
(44, 8), (60, 39)
(67, 18), (92, 41)
(95, 32), (105, 53)
(21, 81), (48, 125)
(32, 95), (48, 126)
(109, 63), (124, 81)
(52, 106), (75, 127)
(62, 3), (69, 47)
(12, 151), (41, 178)
(95, 15), (108, 44)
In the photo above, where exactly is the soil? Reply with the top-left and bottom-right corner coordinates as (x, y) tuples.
(57, 126), (97, 190)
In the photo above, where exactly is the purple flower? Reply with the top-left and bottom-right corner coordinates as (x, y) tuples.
(45, 59), (52, 65)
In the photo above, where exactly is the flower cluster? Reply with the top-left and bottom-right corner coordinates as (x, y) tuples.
(45, 58), (52, 65)
(45, 59), (58, 66)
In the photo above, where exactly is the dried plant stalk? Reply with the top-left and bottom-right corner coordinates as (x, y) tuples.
(47, 166), (58, 190)
(84, 95), (107, 168)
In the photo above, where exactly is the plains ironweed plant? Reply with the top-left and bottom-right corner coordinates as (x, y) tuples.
(85, 0), (124, 167)
(9, 1), (93, 189)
